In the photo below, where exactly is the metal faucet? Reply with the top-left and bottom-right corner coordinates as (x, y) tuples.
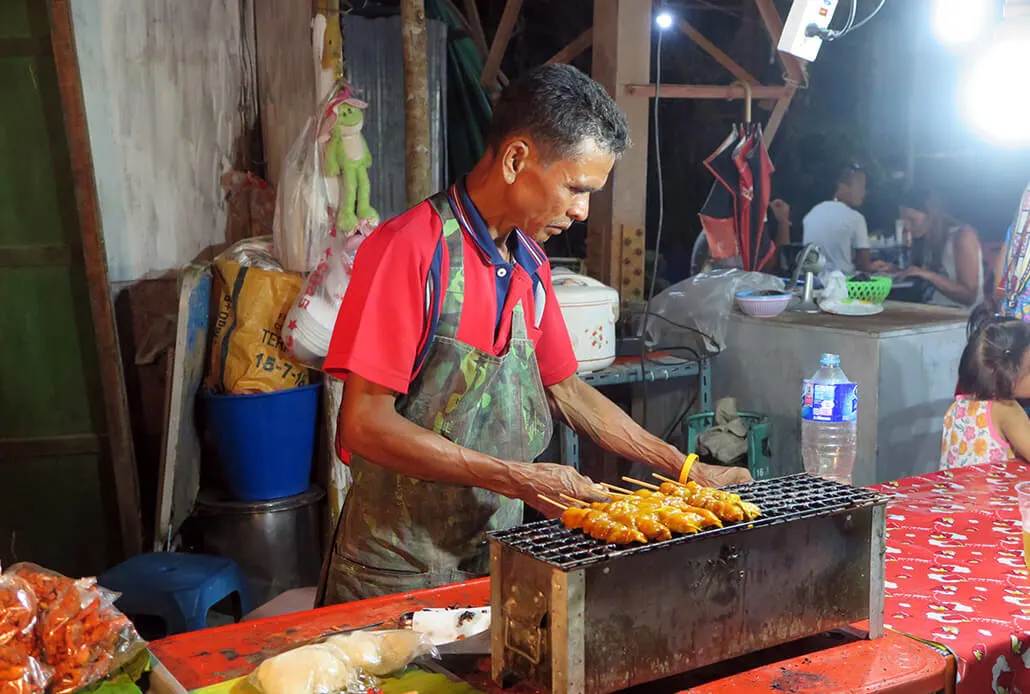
(789, 244), (823, 313)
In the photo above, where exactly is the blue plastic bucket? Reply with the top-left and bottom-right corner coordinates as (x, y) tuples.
(202, 383), (321, 501)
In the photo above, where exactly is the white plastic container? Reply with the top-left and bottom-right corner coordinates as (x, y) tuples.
(551, 268), (620, 373)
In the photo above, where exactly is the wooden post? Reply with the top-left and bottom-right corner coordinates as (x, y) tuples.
(589, 0), (650, 303)
(401, 0), (433, 205)
(481, 0), (523, 90)
(763, 83), (796, 146)
(48, 0), (143, 558)
(547, 28), (593, 65)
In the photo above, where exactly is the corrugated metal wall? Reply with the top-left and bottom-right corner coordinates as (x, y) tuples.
(343, 15), (448, 219)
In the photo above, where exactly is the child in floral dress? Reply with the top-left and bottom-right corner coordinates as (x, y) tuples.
(941, 316), (1030, 469)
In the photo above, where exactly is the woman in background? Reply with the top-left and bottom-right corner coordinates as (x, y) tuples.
(898, 188), (983, 309)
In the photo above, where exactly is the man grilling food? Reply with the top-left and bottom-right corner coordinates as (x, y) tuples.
(318, 64), (752, 605)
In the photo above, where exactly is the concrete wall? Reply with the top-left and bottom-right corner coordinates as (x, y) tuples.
(71, 0), (257, 284)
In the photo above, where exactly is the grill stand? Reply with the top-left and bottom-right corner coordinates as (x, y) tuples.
(490, 475), (888, 694)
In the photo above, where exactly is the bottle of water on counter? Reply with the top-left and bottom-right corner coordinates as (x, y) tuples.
(801, 353), (858, 484)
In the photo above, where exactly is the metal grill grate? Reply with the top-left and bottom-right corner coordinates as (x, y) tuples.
(490, 473), (889, 571)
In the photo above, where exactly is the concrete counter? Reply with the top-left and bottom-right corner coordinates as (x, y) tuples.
(712, 302), (968, 486)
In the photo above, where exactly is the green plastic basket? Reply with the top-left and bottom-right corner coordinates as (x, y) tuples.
(683, 411), (772, 480)
(846, 276), (893, 304)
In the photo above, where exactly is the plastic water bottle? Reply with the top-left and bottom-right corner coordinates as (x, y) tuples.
(801, 353), (858, 484)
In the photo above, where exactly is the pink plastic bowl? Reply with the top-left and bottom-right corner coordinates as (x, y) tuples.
(735, 290), (791, 318)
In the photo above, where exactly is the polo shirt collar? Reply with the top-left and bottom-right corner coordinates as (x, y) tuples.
(449, 179), (545, 280)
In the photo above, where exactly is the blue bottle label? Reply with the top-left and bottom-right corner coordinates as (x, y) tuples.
(802, 381), (858, 423)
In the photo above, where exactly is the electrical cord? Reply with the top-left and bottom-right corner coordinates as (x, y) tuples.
(815, 0), (888, 42)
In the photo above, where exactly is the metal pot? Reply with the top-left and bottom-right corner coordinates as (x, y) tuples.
(188, 486), (325, 607)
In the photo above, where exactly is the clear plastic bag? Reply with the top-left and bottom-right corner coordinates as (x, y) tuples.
(324, 629), (438, 677)
(0, 576), (37, 655)
(247, 629), (438, 694)
(282, 230), (366, 369)
(0, 645), (51, 694)
(4, 564), (145, 694)
(645, 268), (785, 355)
(274, 82), (379, 274)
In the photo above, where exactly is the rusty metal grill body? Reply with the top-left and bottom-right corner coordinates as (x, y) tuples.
(489, 474), (888, 694)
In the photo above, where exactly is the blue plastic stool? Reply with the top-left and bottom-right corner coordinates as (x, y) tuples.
(99, 553), (251, 635)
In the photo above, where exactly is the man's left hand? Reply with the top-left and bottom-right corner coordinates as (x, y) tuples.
(690, 461), (752, 487)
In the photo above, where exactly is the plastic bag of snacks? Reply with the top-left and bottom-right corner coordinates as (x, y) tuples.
(0, 575), (38, 656)
(248, 629), (437, 694)
(4, 563), (145, 694)
(0, 644), (51, 693)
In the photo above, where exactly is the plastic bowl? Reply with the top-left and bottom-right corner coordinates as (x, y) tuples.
(735, 289), (791, 318)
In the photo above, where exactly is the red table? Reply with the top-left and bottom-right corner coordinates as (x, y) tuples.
(151, 587), (949, 692)
(873, 461), (1030, 694)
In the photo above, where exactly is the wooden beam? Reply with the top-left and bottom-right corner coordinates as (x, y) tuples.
(401, 0), (433, 205)
(626, 83), (789, 100)
(547, 28), (593, 65)
(461, 0), (490, 58)
(753, 0), (807, 84)
(589, 0), (650, 303)
(763, 83), (797, 146)
(481, 0), (523, 89)
(676, 19), (758, 85)
(49, 0), (143, 558)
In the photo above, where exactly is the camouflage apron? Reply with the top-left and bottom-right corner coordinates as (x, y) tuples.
(318, 193), (554, 604)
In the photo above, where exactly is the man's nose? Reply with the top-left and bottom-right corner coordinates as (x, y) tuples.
(569, 196), (589, 222)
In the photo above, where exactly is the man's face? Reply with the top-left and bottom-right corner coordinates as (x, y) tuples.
(840, 172), (867, 208)
(502, 137), (616, 243)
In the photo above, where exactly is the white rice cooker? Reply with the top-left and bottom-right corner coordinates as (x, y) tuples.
(551, 267), (619, 373)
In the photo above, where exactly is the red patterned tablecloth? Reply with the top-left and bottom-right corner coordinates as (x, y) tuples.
(873, 462), (1030, 693)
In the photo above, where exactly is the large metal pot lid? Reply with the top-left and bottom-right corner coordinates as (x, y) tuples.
(194, 485), (326, 515)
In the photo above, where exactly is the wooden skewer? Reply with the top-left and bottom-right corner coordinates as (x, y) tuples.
(599, 482), (634, 495)
(559, 494), (588, 507)
(621, 476), (661, 491)
(537, 494), (569, 511)
(653, 473), (684, 486)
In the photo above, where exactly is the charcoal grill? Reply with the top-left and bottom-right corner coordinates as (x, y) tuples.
(489, 474), (888, 694)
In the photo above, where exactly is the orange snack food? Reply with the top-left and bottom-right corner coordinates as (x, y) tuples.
(0, 645), (50, 694)
(0, 577), (37, 657)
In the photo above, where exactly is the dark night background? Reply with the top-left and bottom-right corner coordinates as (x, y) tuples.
(361, 0), (1030, 289)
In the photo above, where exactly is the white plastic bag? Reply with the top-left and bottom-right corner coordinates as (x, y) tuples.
(645, 269), (785, 355)
(281, 229), (366, 368)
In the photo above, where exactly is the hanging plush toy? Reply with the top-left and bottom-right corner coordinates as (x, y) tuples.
(321, 89), (378, 234)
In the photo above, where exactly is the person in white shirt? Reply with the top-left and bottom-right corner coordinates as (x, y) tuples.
(802, 165), (885, 274)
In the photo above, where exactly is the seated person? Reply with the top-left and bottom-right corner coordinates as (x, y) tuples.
(898, 187), (983, 309)
(802, 164), (886, 274)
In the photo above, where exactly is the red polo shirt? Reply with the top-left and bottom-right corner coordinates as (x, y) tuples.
(324, 184), (578, 394)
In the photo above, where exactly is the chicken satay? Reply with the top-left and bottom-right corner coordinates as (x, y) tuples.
(623, 494), (724, 529)
(658, 483), (748, 522)
(582, 509), (647, 544)
(652, 507), (702, 534)
(561, 507), (592, 530)
(606, 507), (673, 542)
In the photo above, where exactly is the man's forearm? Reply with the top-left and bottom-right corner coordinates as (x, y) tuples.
(548, 375), (683, 477)
(339, 402), (529, 500)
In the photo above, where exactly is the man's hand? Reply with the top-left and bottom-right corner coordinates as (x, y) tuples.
(868, 259), (895, 273)
(520, 463), (608, 517)
(690, 461), (752, 487)
(770, 199), (791, 226)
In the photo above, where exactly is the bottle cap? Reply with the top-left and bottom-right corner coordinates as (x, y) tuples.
(820, 353), (840, 367)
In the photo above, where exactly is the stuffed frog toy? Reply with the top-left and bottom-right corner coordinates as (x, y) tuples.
(323, 94), (378, 233)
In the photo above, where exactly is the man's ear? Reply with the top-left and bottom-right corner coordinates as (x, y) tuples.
(501, 139), (532, 184)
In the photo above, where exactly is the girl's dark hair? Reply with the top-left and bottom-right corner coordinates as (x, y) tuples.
(958, 314), (1030, 400)
(899, 187), (962, 274)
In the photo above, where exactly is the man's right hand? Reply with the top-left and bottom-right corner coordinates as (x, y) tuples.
(519, 463), (609, 517)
